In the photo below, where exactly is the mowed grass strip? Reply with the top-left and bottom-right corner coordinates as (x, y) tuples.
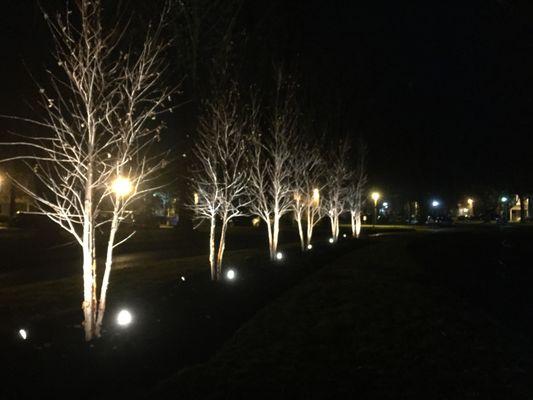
(155, 237), (531, 400)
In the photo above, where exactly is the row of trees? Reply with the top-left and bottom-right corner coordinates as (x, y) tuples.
(0, 0), (368, 340)
(190, 78), (368, 281)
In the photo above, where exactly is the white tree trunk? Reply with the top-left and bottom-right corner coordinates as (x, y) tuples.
(209, 215), (217, 281)
(216, 219), (228, 280)
(355, 210), (362, 237)
(296, 212), (305, 251)
(95, 208), (119, 337)
(271, 213), (280, 260)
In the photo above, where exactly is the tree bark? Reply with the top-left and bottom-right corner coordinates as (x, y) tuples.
(209, 214), (217, 280)
(95, 206), (119, 337)
(216, 219), (228, 280)
(355, 211), (362, 237)
(296, 212), (305, 251)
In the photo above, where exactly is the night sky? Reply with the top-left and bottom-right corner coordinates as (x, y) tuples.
(2, 0), (533, 201)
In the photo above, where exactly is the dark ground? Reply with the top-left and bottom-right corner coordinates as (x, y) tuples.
(154, 227), (533, 399)
(2, 225), (533, 399)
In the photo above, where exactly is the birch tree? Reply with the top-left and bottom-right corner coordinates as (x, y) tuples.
(1, 0), (173, 340)
(323, 139), (352, 243)
(347, 140), (367, 238)
(291, 139), (324, 250)
(191, 87), (249, 280)
(248, 78), (297, 260)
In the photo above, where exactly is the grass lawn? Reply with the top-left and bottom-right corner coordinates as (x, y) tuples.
(154, 234), (533, 399)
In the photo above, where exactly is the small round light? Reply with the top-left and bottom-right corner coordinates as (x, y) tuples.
(19, 329), (28, 340)
(276, 252), (284, 260)
(329, 238), (334, 243)
(180, 276), (186, 282)
(116, 309), (133, 326)
(501, 196), (508, 203)
(307, 244), (313, 250)
(343, 234), (347, 238)
(432, 200), (440, 207)
(226, 269), (236, 280)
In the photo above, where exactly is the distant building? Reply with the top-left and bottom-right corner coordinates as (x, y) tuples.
(509, 195), (529, 222)
(0, 177), (32, 218)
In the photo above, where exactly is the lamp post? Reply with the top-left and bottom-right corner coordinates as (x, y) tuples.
(371, 192), (380, 228)
(112, 176), (133, 198)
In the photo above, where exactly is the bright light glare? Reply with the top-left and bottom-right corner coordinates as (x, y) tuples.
(307, 244), (313, 250)
(276, 252), (284, 260)
(19, 329), (27, 340)
(383, 202), (389, 208)
(343, 234), (347, 238)
(467, 198), (474, 206)
(329, 238), (334, 243)
(112, 177), (133, 197)
(371, 192), (380, 202)
(312, 188), (320, 204)
(432, 200), (440, 207)
(180, 276), (186, 282)
(226, 269), (236, 280)
(501, 196), (508, 203)
(116, 309), (133, 326)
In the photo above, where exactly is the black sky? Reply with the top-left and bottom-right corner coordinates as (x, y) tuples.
(1, 1), (533, 201)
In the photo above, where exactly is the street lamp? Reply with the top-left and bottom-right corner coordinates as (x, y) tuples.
(112, 176), (133, 197)
(371, 192), (380, 227)
(312, 188), (320, 205)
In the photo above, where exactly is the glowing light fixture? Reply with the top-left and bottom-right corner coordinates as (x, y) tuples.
(467, 198), (474, 206)
(18, 329), (28, 340)
(431, 200), (440, 207)
(329, 238), (334, 244)
(343, 233), (347, 238)
(501, 196), (508, 203)
(180, 276), (186, 282)
(276, 252), (284, 260)
(312, 188), (320, 204)
(116, 309), (133, 326)
(307, 244), (313, 250)
(112, 177), (133, 197)
(371, 192), (380, 203)
(226, 269), (236, 280)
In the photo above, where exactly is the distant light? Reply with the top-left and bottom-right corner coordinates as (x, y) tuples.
(343, 234), (347, 238)
(116, 309), (133, 326)
(501, 196), (508, 203)
(467, 198), (474, 206)
(371, 192), (380, 202)
(276, 252), (284, 260)
(307, 244), (313, 250)
(252, 217), (261, 227)
(383, 202), (389, 208)
(363, 215), (367, 222)
(329, 238), (334, 243)
(112, 177), (133, 197)
(18, 329), (28, 340)
(431, 200), (440, 207)
(312, 188), (320, 204)
(226, 269), (236, 280)
(180, 276), (186, 282)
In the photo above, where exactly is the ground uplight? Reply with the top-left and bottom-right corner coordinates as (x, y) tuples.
(117, 309), (133, 327)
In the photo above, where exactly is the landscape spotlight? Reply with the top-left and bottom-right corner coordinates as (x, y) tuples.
(329, 238), (334, 244)
(226, 269), (236, 280)
(18, 329), (28, 340)
(112, 177), (133, 197)
(431, 200), (440, 207)
(343, 233), (347, 238)
(116, 309), (133, 327)
(276, 252), (284, 260)
(180, 276), (186, 282)
(307, 244), (313, 250)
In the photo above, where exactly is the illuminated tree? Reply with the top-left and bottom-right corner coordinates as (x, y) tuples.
(191, 87), (249, 280)
(291, 139), (324, 250)
(323, 139), (352, 243)
(249, 76), (297, 260)
(1, 0), (172, 340)
(347, 140), (367, 238)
